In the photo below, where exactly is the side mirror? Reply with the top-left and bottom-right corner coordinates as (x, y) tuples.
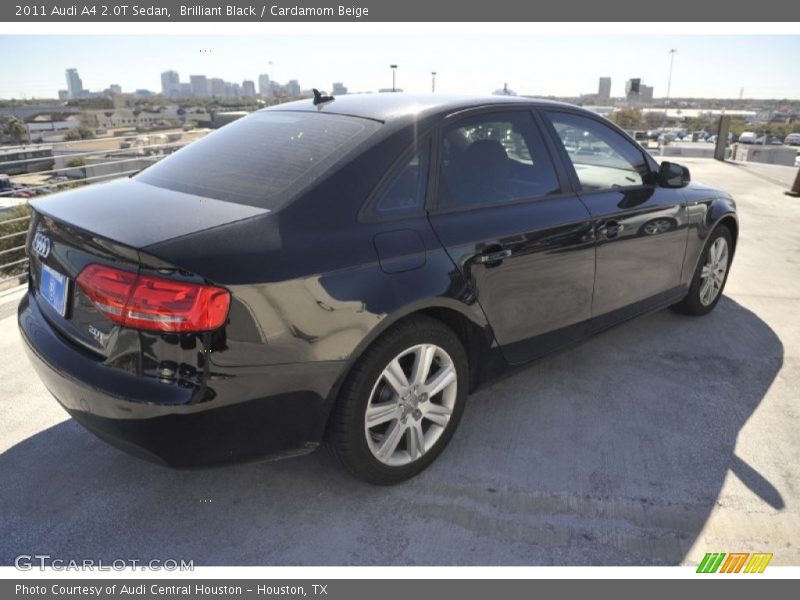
(659, 161), (690, 188)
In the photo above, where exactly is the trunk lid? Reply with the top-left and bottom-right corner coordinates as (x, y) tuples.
(27, 178), (267, 356)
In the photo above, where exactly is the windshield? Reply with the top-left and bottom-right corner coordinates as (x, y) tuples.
(136, 111), (380, 209)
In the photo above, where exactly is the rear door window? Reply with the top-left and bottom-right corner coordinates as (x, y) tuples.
(136, 111), (380, 209)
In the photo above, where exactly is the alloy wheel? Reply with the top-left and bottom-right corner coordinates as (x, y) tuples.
(364, 344), (458, 466)
(699, 237), (729, 306)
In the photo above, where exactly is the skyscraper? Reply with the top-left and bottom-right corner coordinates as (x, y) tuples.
(189, 75), (209, 97)
(209, 78), (226, 97)
(65, 68), (84, 99)
(286, 80), (301, 98)
(598, 77), (611, 104)
(258, 74), (271, 98)
(160, 70), (180, 97)
(241, 80), (257, 98)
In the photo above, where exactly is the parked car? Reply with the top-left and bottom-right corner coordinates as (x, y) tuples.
(19, 94), (739, 484)
(738, 131), (758, 144)
(785, 133), (800, 146)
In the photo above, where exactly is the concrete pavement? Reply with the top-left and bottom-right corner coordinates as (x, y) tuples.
(1, 158), (799, 565)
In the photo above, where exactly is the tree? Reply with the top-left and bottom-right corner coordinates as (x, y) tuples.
(609, 108), (643, 130)
(65, 157), (86, 168)
(3, 117), (27, 144)
(63, 126), (96, 141)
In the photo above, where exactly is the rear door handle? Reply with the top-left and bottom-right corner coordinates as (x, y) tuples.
(476, 248), (512, 264)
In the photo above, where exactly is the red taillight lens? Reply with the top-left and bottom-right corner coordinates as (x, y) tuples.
(76, 264), (230, 332)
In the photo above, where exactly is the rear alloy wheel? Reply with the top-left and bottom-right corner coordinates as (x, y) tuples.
(330, 316), (468, 485)
(672, 224), (733, 316)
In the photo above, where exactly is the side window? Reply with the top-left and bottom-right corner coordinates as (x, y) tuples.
(372, 143), (430, 217)
(546, 111), (650, 191)
(437, 111), (560, 209)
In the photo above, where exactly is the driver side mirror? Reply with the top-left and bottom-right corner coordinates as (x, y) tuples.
(658, 161), (691, 188)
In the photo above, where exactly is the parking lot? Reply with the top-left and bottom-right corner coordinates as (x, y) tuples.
(1, 157), (799, 566)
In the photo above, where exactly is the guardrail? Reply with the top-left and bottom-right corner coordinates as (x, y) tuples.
(0, 130), (209, 289)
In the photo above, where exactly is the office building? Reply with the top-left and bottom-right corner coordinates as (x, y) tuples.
(210, 78), (226, 97)
(258, 74), (271, 98)
(160, 70), (181, 97)
(286, 79), (301, 98)
(598, 77), (611, 103)
(65, 68), (84, 99)
(241, 80), (257, 98)
(189, 75), (209, 97)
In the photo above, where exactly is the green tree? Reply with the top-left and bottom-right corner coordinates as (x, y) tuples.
(65, 157), (86, 168)
(0, 205), (32, 280)
(63, 126), (96, 141)
(609, 108), (643, 130)
(3, 117), (27, 144)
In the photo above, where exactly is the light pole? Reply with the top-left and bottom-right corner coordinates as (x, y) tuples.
(390, 64), (398, 92)
(664, 49), (677, 122)
(431, 71), (437, 93)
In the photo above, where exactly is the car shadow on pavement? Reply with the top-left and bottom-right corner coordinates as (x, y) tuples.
(0, 297), (784, 566)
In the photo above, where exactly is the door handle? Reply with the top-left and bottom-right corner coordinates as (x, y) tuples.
(476, 248), (512, 264)
(597, 221), (624, 238)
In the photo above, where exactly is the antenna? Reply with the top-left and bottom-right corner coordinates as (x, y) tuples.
(312, 88), (334, 106)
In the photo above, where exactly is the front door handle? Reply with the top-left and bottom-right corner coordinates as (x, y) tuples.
(476, 248), (512, 264)
(597, 220), (624, 239)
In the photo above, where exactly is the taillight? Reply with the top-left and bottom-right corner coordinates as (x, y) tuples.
(76, 264), (230, 332)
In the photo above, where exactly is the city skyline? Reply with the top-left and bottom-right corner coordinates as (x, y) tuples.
(1, 35), (799, 100)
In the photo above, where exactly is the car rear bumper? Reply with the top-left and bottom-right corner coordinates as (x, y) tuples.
(18, 291), (345, 468)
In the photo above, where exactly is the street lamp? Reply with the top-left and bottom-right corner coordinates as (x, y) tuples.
(431, 72), (437, 93)
(664, 49), (677, 120)
(390, 64), (398, 92)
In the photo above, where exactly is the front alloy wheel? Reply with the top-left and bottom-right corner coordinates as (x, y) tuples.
(699, 237), (729, 306)
(329, 316), (468, 485)
(672, 224), (733, 316)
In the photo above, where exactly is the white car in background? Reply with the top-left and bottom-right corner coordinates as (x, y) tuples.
(738, 131), (758, 144)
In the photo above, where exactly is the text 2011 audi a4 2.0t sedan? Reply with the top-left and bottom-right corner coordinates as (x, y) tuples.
(19, 94), (737, 484)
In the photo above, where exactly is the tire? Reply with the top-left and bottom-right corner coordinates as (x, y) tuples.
(329, 315), (469, 485)
(671, 224), (733, 316)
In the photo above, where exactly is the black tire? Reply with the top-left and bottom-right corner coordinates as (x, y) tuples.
(329, 315), (469, 485)
(671, 224), (733, 316)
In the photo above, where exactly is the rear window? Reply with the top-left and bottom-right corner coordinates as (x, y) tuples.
(136, 111), (380, 209)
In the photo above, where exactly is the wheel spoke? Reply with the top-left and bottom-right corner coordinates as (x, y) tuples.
(376, 420), (405, 461)
(382, 358), (409, 396)
(701, 265), (712, 278)
(699, 278), (712, 304)
(423, 402), (452, 427)
(411, 345), (436, 387)
(366, 401), (401, 427)
(425, 364), (456, 398)
(712, 239), (722, 263)
(406, 422), (425, 460)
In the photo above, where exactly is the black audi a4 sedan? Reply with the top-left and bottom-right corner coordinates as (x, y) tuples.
(19, 94), (737, 484)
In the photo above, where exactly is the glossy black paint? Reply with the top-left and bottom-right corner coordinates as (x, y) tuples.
(19, 94), (737, 467)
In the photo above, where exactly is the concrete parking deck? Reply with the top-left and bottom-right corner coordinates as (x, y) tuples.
(1, 158), (799, 566)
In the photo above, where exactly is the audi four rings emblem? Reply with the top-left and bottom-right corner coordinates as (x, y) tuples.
(32, 232), (51, 258)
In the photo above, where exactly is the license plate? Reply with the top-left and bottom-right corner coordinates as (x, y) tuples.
(40, 263), (70, 317)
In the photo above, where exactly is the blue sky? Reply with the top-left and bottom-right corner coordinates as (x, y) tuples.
(1, 34), (798, 99)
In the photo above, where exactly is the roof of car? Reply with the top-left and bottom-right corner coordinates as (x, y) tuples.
(264, 93), (575, 124)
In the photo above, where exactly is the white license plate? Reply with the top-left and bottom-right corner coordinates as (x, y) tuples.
(40, 263), (70, 317)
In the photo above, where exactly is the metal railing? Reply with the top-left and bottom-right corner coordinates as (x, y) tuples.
(0, 130), (209, 288)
